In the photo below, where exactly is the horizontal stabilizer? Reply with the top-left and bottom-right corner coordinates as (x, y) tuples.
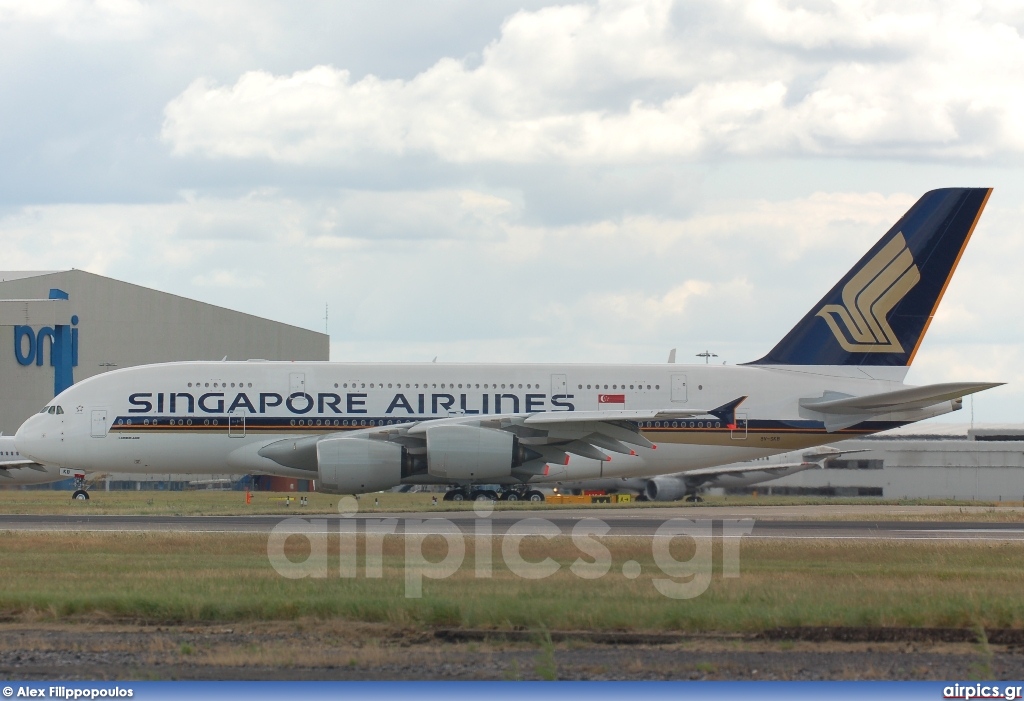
(800, 382), (1002, 415)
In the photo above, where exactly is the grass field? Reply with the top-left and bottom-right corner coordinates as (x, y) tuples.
(1, 489), (1022, 518)
(1, 531), (1022, 632)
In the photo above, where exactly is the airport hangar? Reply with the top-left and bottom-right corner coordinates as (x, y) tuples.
(0, 269), (328, 491)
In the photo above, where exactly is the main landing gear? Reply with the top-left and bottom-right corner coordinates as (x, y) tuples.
(441, 487), (545, 502)
(499, 488), (545, 502)
(442, 488), (499, 502)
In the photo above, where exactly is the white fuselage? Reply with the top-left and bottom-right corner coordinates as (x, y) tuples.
(14, 359), (948, 486)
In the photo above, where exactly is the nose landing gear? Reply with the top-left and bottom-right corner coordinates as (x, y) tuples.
(70, 474), (90, 501)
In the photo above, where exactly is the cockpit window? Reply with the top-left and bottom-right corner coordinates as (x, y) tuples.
(56, 406), (64, 415)
(47, 406), (56, 415)
(39, 406), (50, 414)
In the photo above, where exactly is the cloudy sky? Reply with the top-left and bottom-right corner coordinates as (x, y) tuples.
(2, 0), (1023, 422)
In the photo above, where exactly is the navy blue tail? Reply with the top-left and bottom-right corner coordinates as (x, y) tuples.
(750, 188), (991, 367)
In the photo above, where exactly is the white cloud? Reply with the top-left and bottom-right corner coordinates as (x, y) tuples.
(161, 0), (1024, 165)
(0, 0), (150, 40)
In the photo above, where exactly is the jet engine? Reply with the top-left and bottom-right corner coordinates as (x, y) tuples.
(644, 476), (690, 502)
(426, 425), (537, 481)
(315, 437), (409, 494)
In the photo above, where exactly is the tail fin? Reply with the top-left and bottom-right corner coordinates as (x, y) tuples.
(750, 188), (991, 367)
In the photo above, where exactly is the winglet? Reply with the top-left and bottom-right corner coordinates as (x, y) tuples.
(709, 396), (747, 426)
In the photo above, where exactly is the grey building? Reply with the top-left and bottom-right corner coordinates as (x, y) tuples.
(727, 424), (1024, 501)
(0, 269), (328, 435)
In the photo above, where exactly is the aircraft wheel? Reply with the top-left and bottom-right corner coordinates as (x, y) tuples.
(484, 490), (499, 501)
(72, 490), (90, 501)
(503, 492), (520, 502)
(449, 491), (466, 502)
(526, 490), (545, 502)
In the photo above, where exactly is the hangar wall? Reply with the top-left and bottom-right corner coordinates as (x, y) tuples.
(0, 270), (329, 435)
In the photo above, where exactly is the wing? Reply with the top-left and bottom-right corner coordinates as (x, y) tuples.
(684, 461), (811, 478)
(405, 396), (747, 465)
(258, 399), (748, 479)
(0, 459), (43, 469)
(682, 445), (867, 480)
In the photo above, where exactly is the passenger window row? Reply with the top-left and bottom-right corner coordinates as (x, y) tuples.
(186, 382), (253, 388)
(578, 384), (659, 390)
(331, 383), (542, 390)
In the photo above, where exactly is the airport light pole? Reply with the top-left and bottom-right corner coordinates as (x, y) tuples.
(696, 350), (718, 364)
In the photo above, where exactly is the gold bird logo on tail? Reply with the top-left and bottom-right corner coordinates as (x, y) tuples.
(816, 232), (920, 353)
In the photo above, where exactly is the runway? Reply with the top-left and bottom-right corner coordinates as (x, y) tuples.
(2, 509), (1024, 540)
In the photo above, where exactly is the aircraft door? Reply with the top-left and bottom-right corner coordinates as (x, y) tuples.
(91, 409), (108, 438)
(671, 374), (688, 402)
(731, 413), (748, 440)
(289, 373), (306, 395)
(228, 409), (246, 437)
(550, 374), (567, 397)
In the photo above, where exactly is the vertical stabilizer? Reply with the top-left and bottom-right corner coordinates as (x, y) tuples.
(750, 188), (991, 367)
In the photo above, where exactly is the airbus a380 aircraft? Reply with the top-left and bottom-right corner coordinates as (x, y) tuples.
(16, 188), (1002, 499)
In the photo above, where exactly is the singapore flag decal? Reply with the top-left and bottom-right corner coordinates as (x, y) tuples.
(598, 394), (625, 408)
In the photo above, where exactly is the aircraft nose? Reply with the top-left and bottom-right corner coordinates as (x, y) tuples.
(15, 415), (60, 466)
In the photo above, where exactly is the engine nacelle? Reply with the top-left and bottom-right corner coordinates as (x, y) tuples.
(316, 437), (405, 494)
(644, 476), (690, 502)
(426, 425), (526, 481)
